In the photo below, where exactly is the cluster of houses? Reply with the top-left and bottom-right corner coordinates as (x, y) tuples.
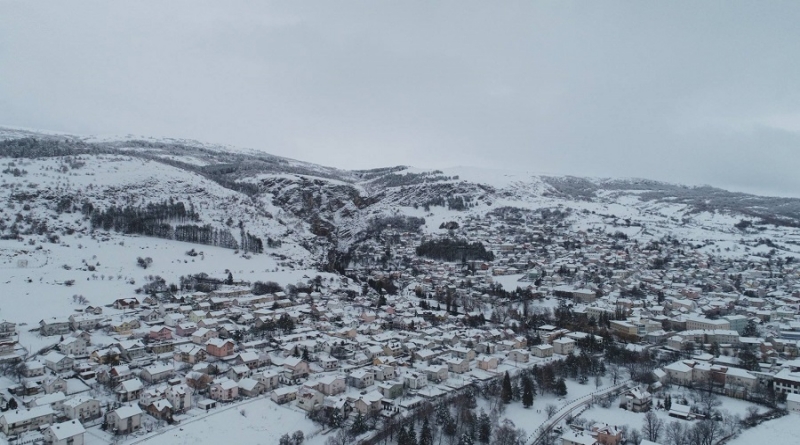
(2, 207), (800, 442)
(0, 285), (586, 443)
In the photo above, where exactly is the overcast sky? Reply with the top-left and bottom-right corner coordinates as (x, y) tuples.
(2, 1), (800, 197)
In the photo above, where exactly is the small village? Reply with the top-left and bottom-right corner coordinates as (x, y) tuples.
(1, 207), (800, 445)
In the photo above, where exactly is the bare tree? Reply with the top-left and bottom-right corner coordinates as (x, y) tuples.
(628, 429), (643, 445)
(608, 364), (621, 385)
(492, 421), (525, 445)
(545, 404), (558, 419)
(696, 390), (721, 417)
(665, 420), (689, 445)
(690, 419), (722, 445)
(325, 428), (353, 445)
(642, 411), (664, 443)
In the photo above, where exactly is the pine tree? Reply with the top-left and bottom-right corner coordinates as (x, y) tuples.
(397, 425), (409, 445)
(419, 417), (433, 445)
(501, 372), (513, 404)
(407, 422), (417, 445)
(457, 433), (474, 445)
(351, 412), (367, 436)
(477, 410), (492, 444)
(522, 374), (534, 408)
(555, 377), (568, 396)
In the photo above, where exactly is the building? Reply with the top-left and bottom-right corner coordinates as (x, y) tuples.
(553, 338), (576, 355)
(561, 430), (598, 445)
(62, 397), (101, 423)
(685, 316), (730, 331)
(105, 405), (142, 435)
(206, 338), (235, 358)
(44, 420), (85, 445)
(0, 406), (55, 435)
(787, 392), (800, 413)
(532, 344), (554, 358)
(40, 318), (71, 336)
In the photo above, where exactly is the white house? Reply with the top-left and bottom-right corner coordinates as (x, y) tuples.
(44, 420), (85, 445)
(105, 405), (142, 435)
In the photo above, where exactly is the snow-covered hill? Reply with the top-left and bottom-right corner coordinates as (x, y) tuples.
(2, 127), (800, 324)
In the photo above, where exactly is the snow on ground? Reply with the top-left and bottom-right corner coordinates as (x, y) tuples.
(480, 375), (617, 439)
(0, 231), (328, 327)
(727, 414), (800, 445)
(83, 396), (323, 445)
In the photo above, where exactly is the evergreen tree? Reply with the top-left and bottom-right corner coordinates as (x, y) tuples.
(477, 410), (492, 444)
(226, 271), (234, 285)
(743, 319), (758, 337)
(397, 425), (409, 445)
(501, 372), (513, 404)
(419, 417), (433, 445)
(407, 422), (418, 445)
(351, 412), (367, 436)
(522, 374), (534, 408)
(457, 433), (474, 445)
(555, 377), (568, 396)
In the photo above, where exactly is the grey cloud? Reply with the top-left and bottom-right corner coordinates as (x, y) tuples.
(1, 1), (799, 196)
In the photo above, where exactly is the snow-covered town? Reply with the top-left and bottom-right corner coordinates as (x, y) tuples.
(1, 194), (799, 445)
(2, 3), (800, 443)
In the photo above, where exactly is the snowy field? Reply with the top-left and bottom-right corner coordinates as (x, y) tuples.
(79, 397), (323, 445)
(727, 414), (800, 445)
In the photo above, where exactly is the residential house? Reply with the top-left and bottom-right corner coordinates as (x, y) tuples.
(237, 378), (266, 397)
(443, 357), (470, 374)
(148, 326), (173, 342)
(210, 379), (239, 401)
(553, 338), (576, 355)
(113, 298), (139, 310)
(144, 399), (173, 423)
(68, 314), (101, 332)
(174, 344), (207, 364)
(62, 396), (101, 423)
(116, 340), (147, 362)
(0, 406), (55, 435)
(477, 356), (498, 372)
(282, 357), (310, 379)
(44, 419), (85, 445)
(271, 386), (298, 404)
(256, 370), (281, 391)
(227, 364), (252, 382)
(353, 391), (383, 415)
(192, 327), (218, 345)
(591, 424), (623, 445)
(42, 351), (74, 373)
(532, 344), (554, 358)
(0, 321), (16, 338)
(42, 377), (67, 395)
(165, 384), (193, 413)
(347, 369), (375, 388)
(314, 375), (346, 396)
(140, 363), (174, 383)
(58, 337), (87, 357)
(296, 387), (324, 412)
(105, 405), (143, 435)
(623, 387), (652, 412)
(206, 338), (235, 358)
(507, 349), (530, 364)
(40, 318), (71, 336)
(115, 378), (144, 402)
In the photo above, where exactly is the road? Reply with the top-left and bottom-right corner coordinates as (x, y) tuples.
(526, 380), (632, 445)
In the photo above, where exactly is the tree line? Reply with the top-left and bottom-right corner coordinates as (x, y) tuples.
(416, 238), (494, 262)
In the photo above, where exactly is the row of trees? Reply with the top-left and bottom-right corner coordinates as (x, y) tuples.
(416, 238), (494, 262)
(84, 200), (264, 253)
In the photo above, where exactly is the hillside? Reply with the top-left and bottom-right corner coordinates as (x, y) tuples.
(2, 127), (800, 325)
